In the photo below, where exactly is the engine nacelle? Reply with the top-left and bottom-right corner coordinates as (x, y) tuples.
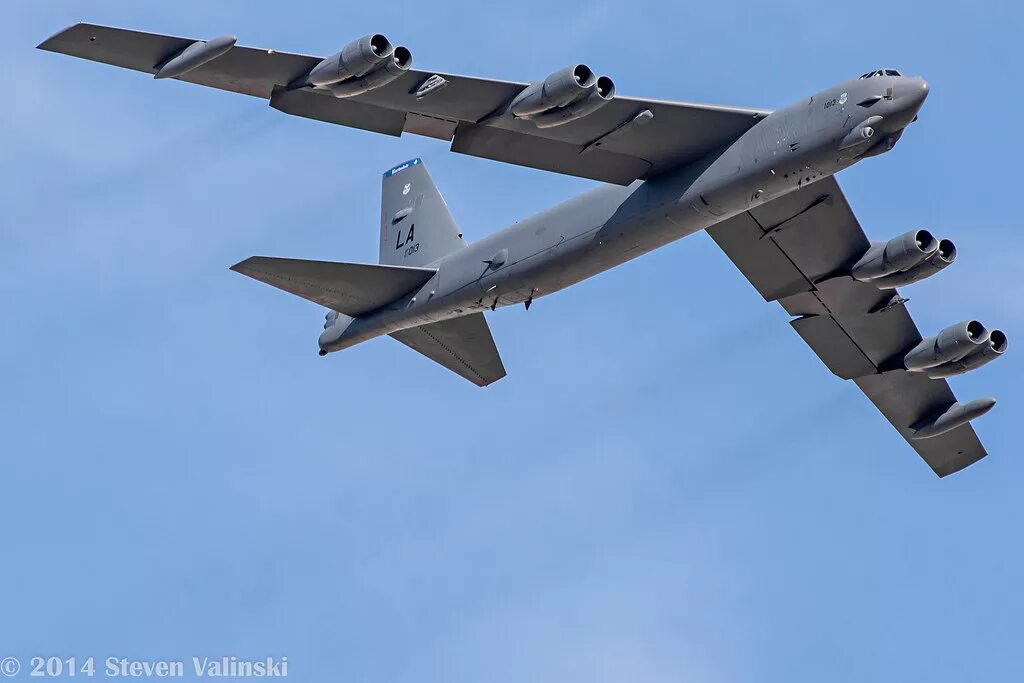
(926, 330), (1008, 378)
(870, 238), (956, 288)
(531, 76), (615, 128)
(852, 229), (938, 282)
(303, 34), (394, 88)
(324, 46), (412, 98)
(904, 320), (989, 372)
(508, 65), (614, 126)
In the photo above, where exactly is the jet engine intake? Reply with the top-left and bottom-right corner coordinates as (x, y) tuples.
(925, 329), (1008, 378)
(509, 65), (615, 127)
(531, 76), (615, 128)
(904, 320), (989, 372)
(324, 45), (412, 98)
(870, 238), (956, 288)
(852, 229), (939, 282)
(302, 34), (394, 88)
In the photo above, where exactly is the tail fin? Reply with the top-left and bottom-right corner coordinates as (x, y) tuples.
(380, 158), (466, 267)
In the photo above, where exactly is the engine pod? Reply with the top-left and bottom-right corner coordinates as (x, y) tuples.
(904, 320), (989, 372)
(871, 238), (956, 288)
(324, 46), (412, 98)
(926, 329), (1007, 378)
(509, 65), (597, 118)
(852, 229), (938, 282)
(304, 34), (394, 88)
(531, 76), (616, 128)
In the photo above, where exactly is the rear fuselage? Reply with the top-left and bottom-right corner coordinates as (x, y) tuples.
(321, 72), (928, 352)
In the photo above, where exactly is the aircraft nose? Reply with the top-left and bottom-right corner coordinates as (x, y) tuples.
(906, 77), (929, 106)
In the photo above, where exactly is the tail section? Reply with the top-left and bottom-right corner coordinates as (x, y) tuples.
(380, 158), (466, 267)
(232, 159), (505, 384)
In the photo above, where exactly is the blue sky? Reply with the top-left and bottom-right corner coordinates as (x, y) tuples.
(2, 1), (1021, 681)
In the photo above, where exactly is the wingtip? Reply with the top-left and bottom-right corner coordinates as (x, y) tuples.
(229, 257), (256, 273)
(934, 450), (989, 478)
(36, 22), (87, 50)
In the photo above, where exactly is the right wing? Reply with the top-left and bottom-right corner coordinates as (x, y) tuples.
(390, 314), (506, 387)
(707, 177), (990, 477)
(38, 23), (769, 185)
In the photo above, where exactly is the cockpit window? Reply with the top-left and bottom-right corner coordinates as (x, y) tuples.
(859, 69), (903, 79)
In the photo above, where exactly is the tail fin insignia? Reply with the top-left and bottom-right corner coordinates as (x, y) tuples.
(380, 158), (465, 267)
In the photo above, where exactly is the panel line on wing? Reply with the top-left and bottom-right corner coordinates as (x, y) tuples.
(744, 191), (889, 377)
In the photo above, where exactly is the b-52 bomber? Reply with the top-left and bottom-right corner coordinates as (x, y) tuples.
(39, 24), (1008, 476)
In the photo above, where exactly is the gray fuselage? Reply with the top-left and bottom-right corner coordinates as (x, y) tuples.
(320, 72), (929, 352)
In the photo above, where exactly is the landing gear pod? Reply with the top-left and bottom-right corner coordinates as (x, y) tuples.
(154, 35), (237, 79)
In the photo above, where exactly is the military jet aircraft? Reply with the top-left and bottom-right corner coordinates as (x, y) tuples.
(39, 24), (1008, 476)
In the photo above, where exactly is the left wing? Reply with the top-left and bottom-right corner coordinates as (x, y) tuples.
(38, 23), (769, 185)
(706, 177), (991, 477)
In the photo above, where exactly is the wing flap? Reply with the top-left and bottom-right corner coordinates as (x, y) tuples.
(706, 211), (811, 301)
(790, 314), (876, 380)
(390, 314), (506, 387)
(270, 87), (407, 136)
(230, 257), (436, 316)
(451, 122), (651, 185)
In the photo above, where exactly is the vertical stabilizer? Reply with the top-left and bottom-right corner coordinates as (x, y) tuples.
(380, 158), (466, 267)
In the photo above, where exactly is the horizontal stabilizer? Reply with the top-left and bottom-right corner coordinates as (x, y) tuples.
(390, 313), (506, 387)
(231, 257), (436, 316)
